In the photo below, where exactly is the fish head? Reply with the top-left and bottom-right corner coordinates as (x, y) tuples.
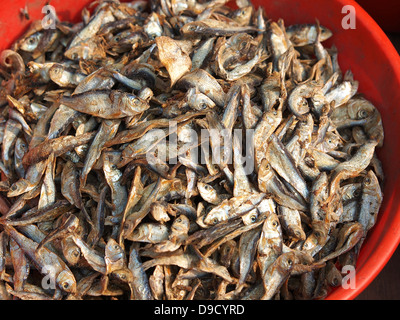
(242, 208), (259, 225)
(61, 237), (81, 266)
(112, 268), (134, 284)
(346, 98), (376, 120)
(219, 240), (236, 264)
(197, 181), (219, 205)
(56, 270), (77, 294)
(203, 206), (229, 225)
(103, 152), (122, 182)
(65, 39), (106, 61)
(105, 238), (125, 264)
(143, 12), (163, 39)
(321, 131), (344, 152)
(302, 221), (329, 251)
(111, 30), (130, 45)
(302, 237), (317, 252)
(122, 93), (149, 114)
(138, 87), (154, 102)
(258, 160), (274, 191)
(7, 179), (33, 198)
(363, 170), (380, 190)
(291, 226), (306, 241)
(64, 46), (84, 61)
(64, 247), (81, 266)
(171, 215), (190, 234)
(15, 137), (28, 153)
(231, 6), (253, 26)
(122, 218), (137, 239)
(277, 251), (296, 272)
(263, 212), (282, 237)
(181, 22), (203, 36)
(129, 224), (148, 242)
(187, 91), (215, 110)
(19, 31), (43, 52)
(48, 64), (64, 81)
(319, 26), (333, 42)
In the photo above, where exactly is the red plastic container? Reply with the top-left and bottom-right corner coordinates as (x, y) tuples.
(1, 0), (400, 300)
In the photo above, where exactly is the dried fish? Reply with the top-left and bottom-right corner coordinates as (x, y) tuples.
(0, 0), (384, 301)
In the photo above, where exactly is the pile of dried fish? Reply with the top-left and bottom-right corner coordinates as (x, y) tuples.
(0, 0), (384, 300)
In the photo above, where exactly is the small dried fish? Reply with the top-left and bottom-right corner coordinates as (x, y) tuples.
(0, 0), (384, 301)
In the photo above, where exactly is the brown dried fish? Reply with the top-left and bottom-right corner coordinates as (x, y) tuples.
(0, 0), (384, 301)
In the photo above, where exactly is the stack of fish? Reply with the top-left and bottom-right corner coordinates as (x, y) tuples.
(0, 0), (384, 300)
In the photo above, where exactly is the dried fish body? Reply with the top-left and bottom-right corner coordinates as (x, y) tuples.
(286, 24), (332, 47)
(60, 90), (150, 119)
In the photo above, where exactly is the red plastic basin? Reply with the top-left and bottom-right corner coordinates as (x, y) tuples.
(1, 0), (400, 300)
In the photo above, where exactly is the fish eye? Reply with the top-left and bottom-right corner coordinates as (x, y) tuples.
(287, 259), (293, 266)
(250, 215), (257, 222)
(294, 230), (302, 238)
(199, 103), (208, 109)
(176, 218), (182, 222)
(114, 244), (120, 250)
(72, 250), (80, 258)
(271, 220), (278, 227)
(62, 282), (70, 290)
(123, 222), (131, 230)
(212, 218), (219, 225)
(133, 98), (142, 106)
(358, 109), (368, 119)
(314, 231), (321, 238)
(365, 177), (371, 185)
(188, 25), (197, 32)
(331, 278), (339, 286)
(28, 36), (39, 45)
